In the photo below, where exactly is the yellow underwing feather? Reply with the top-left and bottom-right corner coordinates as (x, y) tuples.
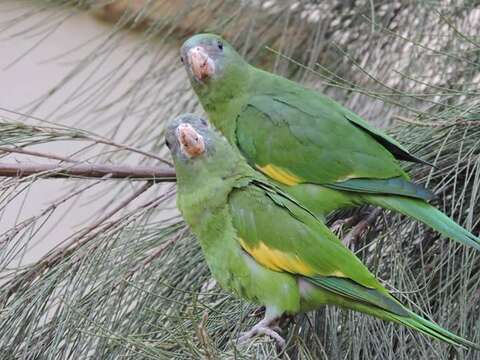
(239, 239), (348, 278)
(239, 238), (313, 275)
(256, 164), (302, 186)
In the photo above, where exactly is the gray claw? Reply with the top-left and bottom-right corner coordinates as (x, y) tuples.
(238, 323), (285, 349)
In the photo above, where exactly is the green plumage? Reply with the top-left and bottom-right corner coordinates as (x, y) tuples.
(166, 114), (478, 350)
(181, 33), (480, 250)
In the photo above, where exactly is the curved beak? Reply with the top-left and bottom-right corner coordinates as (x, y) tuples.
(176, 123), (205, 158)
(187, 46), (215, 81)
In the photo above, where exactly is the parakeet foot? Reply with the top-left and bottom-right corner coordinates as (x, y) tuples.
(331, 216), (357, 235)
(249, 306), (265, 318)
(238, 317), (285, 349)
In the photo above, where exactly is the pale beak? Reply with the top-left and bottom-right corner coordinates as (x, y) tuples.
(187, 46), (215, 81)
(176, 123), (205, 157)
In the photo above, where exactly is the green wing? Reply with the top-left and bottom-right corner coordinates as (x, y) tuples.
(235, 73), (431, 199)
(229, 181), (407, 316)
(342, 112), (431, 166)
(325, 177), (434, 200)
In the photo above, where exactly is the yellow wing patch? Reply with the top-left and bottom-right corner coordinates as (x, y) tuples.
(256, 164), (302, 186)
(239, 238), (314, 275)
(239, 238), (348, 279)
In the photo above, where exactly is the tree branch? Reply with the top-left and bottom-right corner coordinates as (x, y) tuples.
(0, 162), (176, 181)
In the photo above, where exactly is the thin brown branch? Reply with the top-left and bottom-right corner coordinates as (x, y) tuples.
(136, 226), (187, 270)
(0, 162), (176, 181)
(92, 138), (173, 166)
(0, 106), (172, 166)
(78, 182), (154, 240)
(0, 177), (109, 247)
(3, 181), (154, 301)
(0, 146), (78, 163)
(117, 226), (187, 290)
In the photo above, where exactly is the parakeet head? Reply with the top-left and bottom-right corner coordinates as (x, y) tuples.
(180, 34), (249, 98)
(166, 114), (211, 161)
(166, 114), (246, 183)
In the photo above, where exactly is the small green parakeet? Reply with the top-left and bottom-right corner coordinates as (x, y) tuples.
(166, 113), (477, 350)
(180, 34), (480, 251)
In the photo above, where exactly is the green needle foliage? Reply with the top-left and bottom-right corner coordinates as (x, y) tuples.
(0, 1), (479, 359)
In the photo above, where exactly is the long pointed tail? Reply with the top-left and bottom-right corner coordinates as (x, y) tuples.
(338, 290), (479, 349)
(365, 195), (480, 251)
(389, 310), (479, 350)
(320, 285), (479, 350)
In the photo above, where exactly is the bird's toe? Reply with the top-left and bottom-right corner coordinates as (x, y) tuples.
(237, 324), (285, 349)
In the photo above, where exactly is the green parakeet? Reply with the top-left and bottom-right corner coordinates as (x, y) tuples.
(166, 113), (478, 350)
(180, 34), (480, 251)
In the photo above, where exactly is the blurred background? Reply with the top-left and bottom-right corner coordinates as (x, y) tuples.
(0, 1), (479, 359)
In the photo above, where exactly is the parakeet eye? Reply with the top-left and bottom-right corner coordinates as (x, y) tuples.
(200, 118), (208, 127)
(165, 139), (171, 148)
(180, 56), (184, 64)
(217, 41), (223, 51)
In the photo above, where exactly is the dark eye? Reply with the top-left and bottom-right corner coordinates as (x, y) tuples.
(217, 41), (223, 51)
(180, 56), (184, 64)
(165, 139), (171, 148)
(200, 118), (208, 127)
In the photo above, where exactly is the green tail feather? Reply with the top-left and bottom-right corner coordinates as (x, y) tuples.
(366, 195), (480, 251)
(317, 285), (479, 350)
(339, 293), (479, 349)
(389, 310), (479, 350)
